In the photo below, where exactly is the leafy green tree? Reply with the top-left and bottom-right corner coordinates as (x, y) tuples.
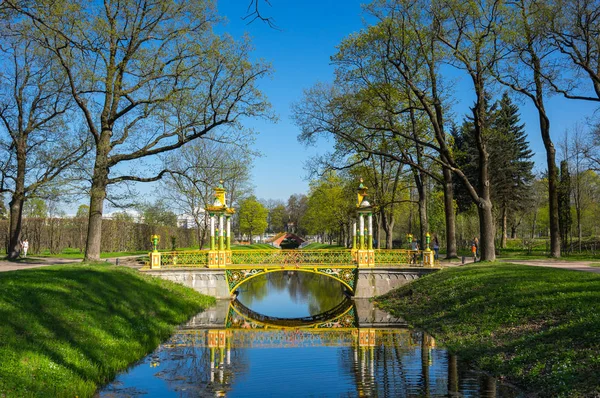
(142, 201), (178, 228)
(8, 0), (272, 261)
(75, 205), (89, 219)
(23, 198), (47, 218)
(268, 204), (287, 233)
(302, 173), (354, 245)
(286, 194), (308, 235)
(238, 196), (268, 243)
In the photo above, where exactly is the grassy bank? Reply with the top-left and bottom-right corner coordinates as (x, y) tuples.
(231, 243), (276, 250)
(0, 264), (215, 397)
(377, 263), (600, 397)
(301, 243), (347, 250)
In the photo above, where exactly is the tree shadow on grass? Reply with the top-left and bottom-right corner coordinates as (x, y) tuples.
(0, 265), (214, 397)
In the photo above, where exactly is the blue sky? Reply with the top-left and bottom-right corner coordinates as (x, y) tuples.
(215, 1), (369, 201)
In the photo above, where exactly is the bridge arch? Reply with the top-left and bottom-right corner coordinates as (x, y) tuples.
(227, 297), (357, 330)
(225, 266), (358, 295)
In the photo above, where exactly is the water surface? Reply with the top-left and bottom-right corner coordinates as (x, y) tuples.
(99, 272), (523, 397)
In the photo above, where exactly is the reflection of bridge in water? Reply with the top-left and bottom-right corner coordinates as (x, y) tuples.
(101, 300), (514, 397)
(155, 300), (496, 398)
(169, 299), (433, 396)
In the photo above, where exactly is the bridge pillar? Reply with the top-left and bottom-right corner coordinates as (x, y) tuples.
(356, 249), (375, 267)
(423, 250), (434, 266)
(150, 251), (161, 269)
(219, 214), (224, 250)
(208, 250), (232, 268)
(226, 215), (231, 250)
(210, 214), (215, 250)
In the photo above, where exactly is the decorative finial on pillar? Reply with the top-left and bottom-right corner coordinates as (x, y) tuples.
(357, 178), (369, 208)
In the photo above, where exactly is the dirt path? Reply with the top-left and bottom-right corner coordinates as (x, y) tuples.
(0, 257), (81, 272)
(0, 255), (143, 273)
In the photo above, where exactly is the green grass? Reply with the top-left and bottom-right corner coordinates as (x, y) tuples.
(33, 248), (150, 259)
(230, 243), (277, 250)
(495, 238), (600, 261)
(300, 243), (347, 250)
(377, 263), (600, 397)
(0, 263), (215, 397)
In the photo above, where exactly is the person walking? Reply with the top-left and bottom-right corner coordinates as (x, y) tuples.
(471, 237), (478, 262)
(411, 239), (419, 264)
(22, 239), (29, 257)
(433, 235), (440, 260)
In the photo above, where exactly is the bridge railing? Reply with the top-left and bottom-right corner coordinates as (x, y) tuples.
(231, 249), (354, 266)
(374, 249), (427, 266)
(159, 251), (209, 267)
(151, 248), (437, 268)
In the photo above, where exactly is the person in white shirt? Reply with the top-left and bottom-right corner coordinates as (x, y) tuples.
(22, 239), (29, 257)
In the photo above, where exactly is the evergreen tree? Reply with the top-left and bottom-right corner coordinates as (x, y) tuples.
(492, 93), (534, 247)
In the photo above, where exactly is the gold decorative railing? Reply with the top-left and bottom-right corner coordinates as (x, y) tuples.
(160, 251), (209, 267)
(374, 249), (424, 266)
(151, 248), (437, 268)
(230, 249), (354, 266)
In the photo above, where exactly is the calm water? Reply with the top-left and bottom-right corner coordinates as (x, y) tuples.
(98, 272), (524, 397)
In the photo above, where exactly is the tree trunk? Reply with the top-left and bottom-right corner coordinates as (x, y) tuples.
(381, 210), (395, 249)
(8, 194), (25, 260)
(387, 217), (395, 249)
(501, 205), (508, 249)
(472, 74), (495, 261)
(529, 44), (560, 257)
(478, 198), (496, 261)
(442, 164), (457, 258)
(8, 142), (27, 260)
(577, 208), (582, 253)
(543, 121), (560, 257)
(84, 145), (110, 261)
(414, 170), (428, 245)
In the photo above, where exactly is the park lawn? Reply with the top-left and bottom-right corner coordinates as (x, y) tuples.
(377, 263), (600, 397)
(230, 243), (276, 250)
(301, 243), (347, 250)
(0, 263), (215, 397)
(32, 248), (150, 259)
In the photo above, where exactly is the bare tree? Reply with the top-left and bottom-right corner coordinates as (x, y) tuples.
(8, 0), (272, 260)
(546, 0), (600, 102)
(0, 22), (88, 260)
(161, 137), (255, 249)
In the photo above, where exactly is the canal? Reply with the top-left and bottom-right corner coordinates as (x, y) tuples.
(99, 272), (523, 397)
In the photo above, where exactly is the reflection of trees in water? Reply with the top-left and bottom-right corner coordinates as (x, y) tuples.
(337, 330), (454, 397)
(237, 271), (347, 315)
(154, 331), (248, 397)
